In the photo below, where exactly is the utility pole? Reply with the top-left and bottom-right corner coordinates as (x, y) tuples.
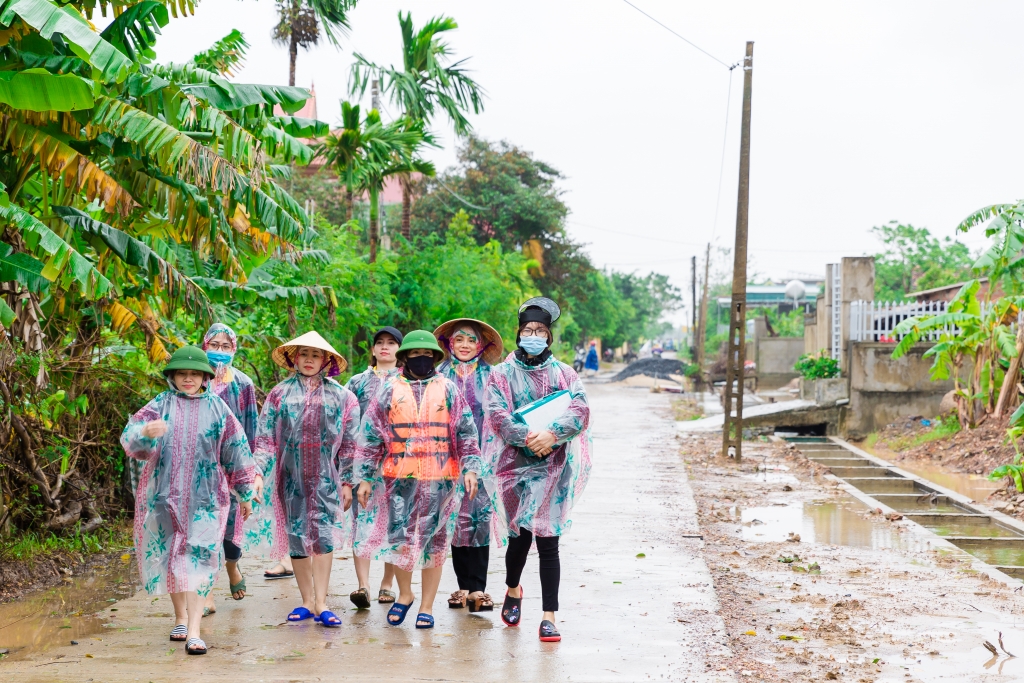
(695, 242), (711, 392)
(722, 41), (754, 461)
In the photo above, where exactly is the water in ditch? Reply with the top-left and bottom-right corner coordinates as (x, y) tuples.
(0, 556), (136, 661)
(739, 499), (925, 550)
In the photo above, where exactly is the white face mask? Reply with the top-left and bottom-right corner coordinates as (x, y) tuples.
(519, 336), (548, 355)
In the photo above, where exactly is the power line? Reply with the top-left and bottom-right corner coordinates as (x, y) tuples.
(620, 0), (734, 69)
(709, 68), (735, 242)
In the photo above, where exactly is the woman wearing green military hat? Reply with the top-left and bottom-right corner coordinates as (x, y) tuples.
(120, 345), (258, 655)
(353, 330), (483, 629)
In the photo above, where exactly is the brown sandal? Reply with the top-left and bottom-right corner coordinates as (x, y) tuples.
(467, 592), (494, 612)
(447, 590), (468, 609)
(377, 589), (396, 604)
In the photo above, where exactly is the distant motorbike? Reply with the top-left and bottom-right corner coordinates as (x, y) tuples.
(573, 347), (586, 373)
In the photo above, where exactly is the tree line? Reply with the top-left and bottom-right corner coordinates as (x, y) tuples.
(0, 2), (679, 540)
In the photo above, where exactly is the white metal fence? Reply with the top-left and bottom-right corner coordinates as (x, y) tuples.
(849, 300), (953, 342)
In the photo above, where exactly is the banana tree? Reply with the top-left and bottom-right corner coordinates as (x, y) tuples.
(350, 12), (485, 239)
(893, 280), (1021, 427)
(0, 3), (323, 534)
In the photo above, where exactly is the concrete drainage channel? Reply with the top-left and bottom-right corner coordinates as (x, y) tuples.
(779, 435), (1024, 581)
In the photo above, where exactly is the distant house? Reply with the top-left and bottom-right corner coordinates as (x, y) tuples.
(907, 278), (997, 303)
(715, 283), (821, 311)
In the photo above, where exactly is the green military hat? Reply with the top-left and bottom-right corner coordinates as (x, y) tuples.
(397, 329), (445, 363)
(162, 345), (215, 378)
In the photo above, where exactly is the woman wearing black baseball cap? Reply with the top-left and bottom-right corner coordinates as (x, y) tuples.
(345, 326), (404, 608)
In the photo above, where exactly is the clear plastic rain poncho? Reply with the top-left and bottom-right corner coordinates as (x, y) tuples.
(249, 372), (360, 559)
(484, 351), (592, 541)
(346, 365), (400, 416)
(353, 372), (482, 571)
(437, 352), (494, 548)
(121, 383), (256, 595)
(202, 323), (258, 549)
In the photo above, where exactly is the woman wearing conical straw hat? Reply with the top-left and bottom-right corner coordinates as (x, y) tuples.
(251, 331), (360, 628)
(344, 326), (403, 608)
(196, 323), (260, 616)
(434, 318), (503, 613)
(484, 297), (592, 642)
(353, 330), (482, 629)
(120, 345), (257, 654)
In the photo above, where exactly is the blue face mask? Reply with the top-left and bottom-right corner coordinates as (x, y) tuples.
(206, 351), (233, 367)
(519, 337), (548, 356)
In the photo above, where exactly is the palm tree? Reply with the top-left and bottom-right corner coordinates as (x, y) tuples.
(314, 103), (423, 261)
(274, 0), (358, 87)
(350, 12), (485, 239)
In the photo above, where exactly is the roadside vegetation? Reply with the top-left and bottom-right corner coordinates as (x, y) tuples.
(0, 3), (679, 566)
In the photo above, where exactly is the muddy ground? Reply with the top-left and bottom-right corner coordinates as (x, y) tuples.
(681, 433), (1024, 683)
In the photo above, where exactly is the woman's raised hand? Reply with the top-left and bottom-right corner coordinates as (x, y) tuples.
(141, 419), (168, 439)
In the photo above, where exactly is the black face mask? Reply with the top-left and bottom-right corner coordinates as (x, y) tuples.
(405, 354), (435, 377)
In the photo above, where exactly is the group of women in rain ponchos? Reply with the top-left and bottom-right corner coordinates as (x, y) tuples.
(121, 297), (592, 655)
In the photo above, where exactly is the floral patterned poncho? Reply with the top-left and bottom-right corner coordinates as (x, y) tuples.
(120, 386), (256, 596)
(484, 351), (592, 542)
(346, 365), (399, 416)
(249, 373), (360, 559)
(353, 372), (482, 571)
(437, 357), (494, 547)
(202, 324), (259, 550)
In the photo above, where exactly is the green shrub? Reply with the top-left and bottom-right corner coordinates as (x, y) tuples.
(795, 350), (840, 379)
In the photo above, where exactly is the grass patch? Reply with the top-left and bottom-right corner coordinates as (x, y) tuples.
(0, 522), (132, 563)
(862, 432), (879, 451)
(886, 415), (961, 452)
(672, 396), (704, 421)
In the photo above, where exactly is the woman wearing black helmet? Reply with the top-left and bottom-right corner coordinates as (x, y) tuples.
(484, 297), (593, 642)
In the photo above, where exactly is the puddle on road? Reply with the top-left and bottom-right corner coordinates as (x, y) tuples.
(740, 499), (916, 550)
(0, 557), (136, 660)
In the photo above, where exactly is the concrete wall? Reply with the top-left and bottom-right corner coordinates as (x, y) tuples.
(839, 257), (875, 375)
(845, 342), (953, 438)
(757, 337), (805, 388)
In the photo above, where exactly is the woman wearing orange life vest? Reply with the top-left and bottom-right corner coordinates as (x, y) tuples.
(353, 330), (482, 630)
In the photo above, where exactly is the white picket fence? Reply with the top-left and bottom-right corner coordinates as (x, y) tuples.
(849, 300), (953, 342)
(848, 299), (1024, 343)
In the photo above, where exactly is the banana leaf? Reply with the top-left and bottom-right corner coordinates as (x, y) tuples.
(0, 0), (132, 82)
(0, 242), (49, 292)
(0, 68), (93, 111)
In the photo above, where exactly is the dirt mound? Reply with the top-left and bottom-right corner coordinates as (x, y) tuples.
(875, 417), (1013, 476)
(611, 357), (687, 382)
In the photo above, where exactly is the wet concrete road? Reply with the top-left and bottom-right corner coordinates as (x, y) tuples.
(1, 383), (734, 682)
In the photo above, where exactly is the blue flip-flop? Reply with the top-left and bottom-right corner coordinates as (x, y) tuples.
(316, 610), (342, 627)
(415, 613), (434, 629)
(288, 606), (315, 622)
(387, 602), (413, 626)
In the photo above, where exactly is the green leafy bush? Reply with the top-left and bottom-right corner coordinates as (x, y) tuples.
(794, 350), (840, 379)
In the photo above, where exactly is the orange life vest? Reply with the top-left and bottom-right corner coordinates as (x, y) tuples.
(383, 377), (457, 480)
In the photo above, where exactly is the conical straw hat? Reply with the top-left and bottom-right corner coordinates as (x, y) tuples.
(272, 331), (347, 376)
(433, 318), (504, 366)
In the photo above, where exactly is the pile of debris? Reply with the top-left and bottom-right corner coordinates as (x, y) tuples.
(611, 357), (687, 383)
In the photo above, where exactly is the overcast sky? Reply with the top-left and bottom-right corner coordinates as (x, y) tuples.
(138, 1), (1022, 325)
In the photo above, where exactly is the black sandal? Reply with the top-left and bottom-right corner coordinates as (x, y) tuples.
(501, 587), (522, 627)
(539, 620), (561, 642)
(350, 587), (371, 609)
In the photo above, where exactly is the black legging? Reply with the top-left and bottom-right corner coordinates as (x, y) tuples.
(504, 530), (560, 612)
(452, 545), (489, 594)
